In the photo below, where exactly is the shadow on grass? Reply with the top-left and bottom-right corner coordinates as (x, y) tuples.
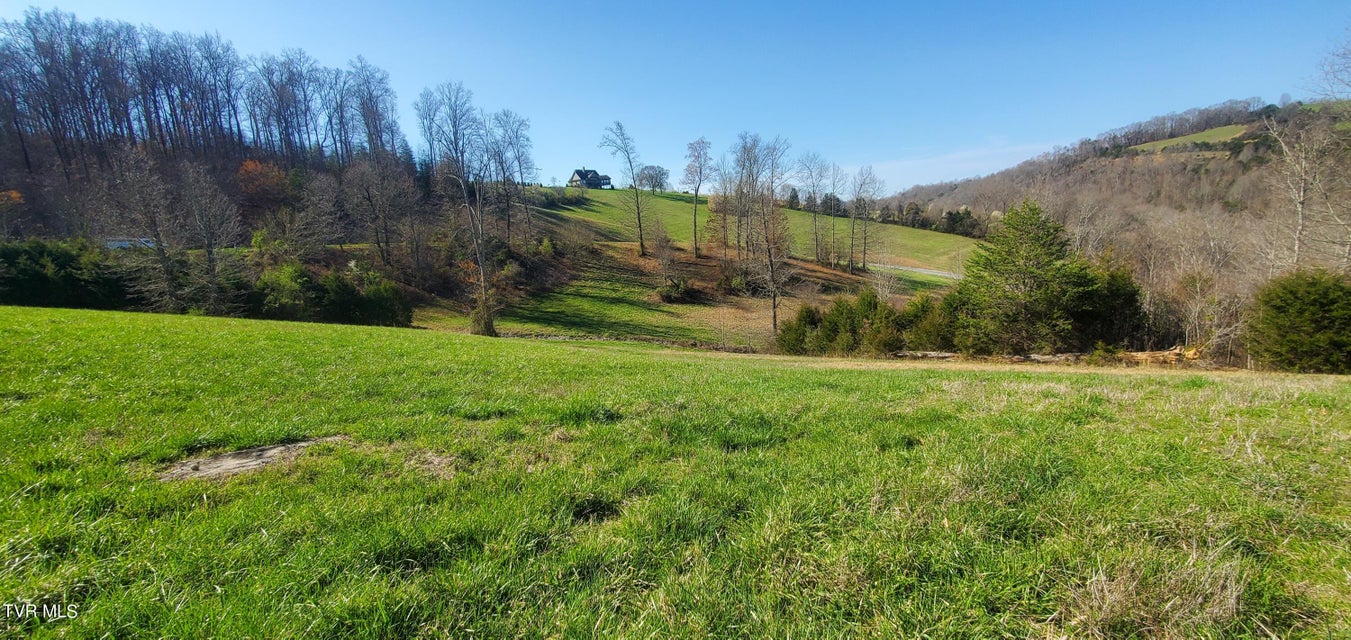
(894, 272), (953, 295)
(504, 293), (696, 342)
(533, 203), (626, 242)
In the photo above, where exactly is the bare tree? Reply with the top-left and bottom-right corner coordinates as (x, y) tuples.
(493, 109), (535, 238)
(599, 121), (649, 256)
(344, 154), (417, 267)
(483, 109), (520, 244)
(637, 164), (669, 193)
(709, 155), (735, 260)
(1320, 29), (1351, 108)
(729, 133), (794, 333)
(850, 166), (883, 273)
(436, 111), (498, 336)
(1266, 116), (1333, 268)
(681, 136), (712, 257)
(0, 190), (24, 240)
(797, 152), (829, 263)
(101, 146), (181, 310)
(827, 164), (848, 268)
(413, 87), (444, 175)
(180, 162), (242, 313)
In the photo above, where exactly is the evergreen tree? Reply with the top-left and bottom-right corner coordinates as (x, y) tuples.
(1246, 269), (1351, 373)
(950, 200), (1095, 354)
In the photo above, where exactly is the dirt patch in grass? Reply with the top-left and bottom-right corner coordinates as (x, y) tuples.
(413, 450), (459, 480)
(158, 436), (348, 481)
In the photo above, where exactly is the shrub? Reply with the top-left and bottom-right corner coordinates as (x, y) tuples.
(657, 276), (692, 303)
(900, 293), (951, 351)
(0, 239), (132, 309)
(1245, 269), (1351, 374)
(777, 288), (917, 357)
(776, 305), (821, 354)
(314, 265), (412, 327)
(1073, 254), (1148, 350)
(254, 262), (313, 321)
(256, 261), (411, 328)
(360, 280), (413, 327)
(1084, 341), (1126, 366)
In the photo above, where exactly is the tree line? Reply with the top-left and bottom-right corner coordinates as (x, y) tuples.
(0, 8), (569, 332)
(0, 9), (404, 196)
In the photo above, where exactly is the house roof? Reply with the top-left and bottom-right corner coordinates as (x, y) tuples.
(571, 168), (610, 181)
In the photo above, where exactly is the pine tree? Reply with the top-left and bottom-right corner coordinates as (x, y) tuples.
(1246, 269), (1351, 373)
(951, 200), (1095, 354)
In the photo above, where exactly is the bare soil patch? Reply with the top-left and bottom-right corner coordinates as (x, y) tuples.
(158, 436), (348, 481)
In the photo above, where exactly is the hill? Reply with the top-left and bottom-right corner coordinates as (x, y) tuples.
(410, 189), (969, 348)
(887, 100), (1351, 359)
(416, 241), (951, 350)
(558, 189), (973, 275)
(1130, 123), (1250, 153)
(1, 306), (1347, 638)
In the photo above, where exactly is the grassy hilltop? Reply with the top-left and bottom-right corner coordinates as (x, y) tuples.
(2, 306), (1347, 638)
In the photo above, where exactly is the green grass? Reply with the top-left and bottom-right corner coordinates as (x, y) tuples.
(554, 189), (974, 274)
(3, 306), (1349, 638)
(1130, 124), (1249, 152)
(420, 247), (720, 345)
(415, 247), (950, 348)
(869, 264), (957, 294)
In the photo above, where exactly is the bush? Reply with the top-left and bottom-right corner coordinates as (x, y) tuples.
(254, 261), (411, 327)
(255, 262), (313, 320)
(776, 305), (821, 354)
(1245, 269), (1351, 373)
(0, 239), (132, 309)
(776, 288), (918, 357)
(657, 276), (693, 303)
(315, 265), (412, 327)
(1084, 341), (1126, 366)
(1072, 254), (1148, 350)
(359, 280), (413, 327)
(900, 293), (952, 351)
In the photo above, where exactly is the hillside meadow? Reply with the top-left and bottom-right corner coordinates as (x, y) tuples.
(416, 241), (951, 350)
(1, 306), (1348, 638)
(551, 189), (973, 274)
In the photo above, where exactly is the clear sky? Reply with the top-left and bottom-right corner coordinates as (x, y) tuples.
(1, 0), (1347, 192)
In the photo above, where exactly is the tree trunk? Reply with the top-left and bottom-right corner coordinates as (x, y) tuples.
(692, 185), (701, 258)
(848, 213), (856, 274)
(633, 186), (645, 256)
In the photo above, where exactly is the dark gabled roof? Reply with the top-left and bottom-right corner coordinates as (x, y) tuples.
(571, 168), (610, 181)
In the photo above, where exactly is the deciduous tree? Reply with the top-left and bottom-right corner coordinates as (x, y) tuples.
(599, 121), (649, 256)
(681, 136), (712, 258)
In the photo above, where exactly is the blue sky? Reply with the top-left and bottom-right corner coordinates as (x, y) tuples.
(1, 0), (1346, 192)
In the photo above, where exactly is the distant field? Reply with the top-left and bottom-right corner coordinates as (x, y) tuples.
(552, 189), (974, 274)
(1130, 124), (1249, 152)
(2, 306), (1348, 638)
(415, 243), (950, 349)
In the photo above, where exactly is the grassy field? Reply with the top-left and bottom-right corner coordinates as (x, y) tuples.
(1130, 124), (1250, 153)
(416, 244), (725, 346)
(416, 243), (952, 349)
(2, 306), (1349, 638)
(552, 189), (974, 274)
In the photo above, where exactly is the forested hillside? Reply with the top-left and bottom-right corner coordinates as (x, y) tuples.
(0, 9), (962, 346)
(887, 97), (1351, 359)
